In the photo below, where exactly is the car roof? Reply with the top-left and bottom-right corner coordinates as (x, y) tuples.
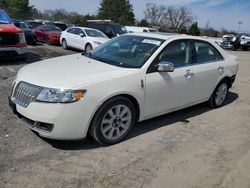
(68, 26), (100, 31)
(125, 32), (219, 43)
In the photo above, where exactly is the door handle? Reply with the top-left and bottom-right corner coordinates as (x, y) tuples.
(218, 66), (224, 72)
(184, 70), (194, 79)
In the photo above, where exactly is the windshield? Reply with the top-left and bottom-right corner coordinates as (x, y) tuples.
(149, 29), (158, 33)
(84, 29), (108, 38)
(0, 10), (11, 24)
(115, 25), (128, 35)
(44, 26), (62, 32)
(14, 22), (29, 29)
(86, 35), (164, 68)
(223, 37), (234, 42)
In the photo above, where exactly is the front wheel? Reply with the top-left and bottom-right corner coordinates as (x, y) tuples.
(209, 80), (229, 108)
(62, 39), (68, 49)
(90, 97), (136, 145)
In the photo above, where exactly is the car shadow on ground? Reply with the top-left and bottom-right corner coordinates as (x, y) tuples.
(42, 91), (239, 150)
(0, 52), (42, 66)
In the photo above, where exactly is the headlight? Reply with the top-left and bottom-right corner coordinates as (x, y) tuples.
(93, 41), (102, 45)
(36, 88), (86, 103)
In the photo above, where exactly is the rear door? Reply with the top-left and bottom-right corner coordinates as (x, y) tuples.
(65, 28), (76, 47)
(189, 40), (225, 102)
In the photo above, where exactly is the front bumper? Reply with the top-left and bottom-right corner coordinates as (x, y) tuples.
(220, 43), (234, 49)
(8, 96), (96, 140)
(0, 46), (28, 59)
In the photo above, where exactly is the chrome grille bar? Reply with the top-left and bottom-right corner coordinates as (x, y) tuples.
(12, 82), (41, 107)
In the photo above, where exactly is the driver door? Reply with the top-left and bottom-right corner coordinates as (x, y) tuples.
(144, 40), (195, 118)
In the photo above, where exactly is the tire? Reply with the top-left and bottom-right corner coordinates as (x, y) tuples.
(242, 46), (248, 51)
(45, 37), (51, 45)
(208, 80), (229, 108)
(62, 39), (68, 49)
(85, 43), (92, 53)
(32, 37), (37, 46)
(90, 97), (136, 145)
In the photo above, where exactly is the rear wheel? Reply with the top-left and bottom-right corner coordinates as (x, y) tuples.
(209, 80), (229, 108)
(90, 97), (136, 145)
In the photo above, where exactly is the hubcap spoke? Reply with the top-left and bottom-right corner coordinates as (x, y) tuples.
(115, 105), (122, 116)
(108, 128), (115, 139)
(116, 128), (121, 137)
(103, 124), (112, 134)
(108, 109), (115, 119)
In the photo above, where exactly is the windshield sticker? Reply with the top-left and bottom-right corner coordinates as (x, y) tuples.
(142, 39), (161, 46)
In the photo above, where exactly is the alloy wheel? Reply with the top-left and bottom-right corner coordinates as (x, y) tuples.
(101, 105), (132, 141)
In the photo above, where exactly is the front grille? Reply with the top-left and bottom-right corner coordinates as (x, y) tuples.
(0, 32), (19, 46)
(12, 82), (41, 107)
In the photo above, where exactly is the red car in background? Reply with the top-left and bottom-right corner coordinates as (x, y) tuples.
(0, 9), (28, 60)
(33, 25), (62, 45)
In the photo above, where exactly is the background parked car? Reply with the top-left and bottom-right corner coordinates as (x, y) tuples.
(87, 20), (128, 38)
(25, 20), (43, 29)
(44, 21), (69, 31)
(126, 26), (159, 33)
(60, 26), (109, 52)
(13, 20), (37, 45)
(240, 34), (250, 51)
(33, 25), (62, 45)
(0, 9), (28, 60)
(220, 34), (240, 50)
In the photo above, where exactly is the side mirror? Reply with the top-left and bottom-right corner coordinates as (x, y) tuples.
(79, 33), (85, 37)
(158, 61), (175, 72)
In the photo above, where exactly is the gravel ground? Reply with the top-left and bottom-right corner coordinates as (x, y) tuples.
(0, 46), (250, 188)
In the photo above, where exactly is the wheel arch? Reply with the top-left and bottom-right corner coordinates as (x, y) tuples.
(86, 93), (141, 137)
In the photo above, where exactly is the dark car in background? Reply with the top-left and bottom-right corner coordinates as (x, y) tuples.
(25, 20), (43, 29)
(33, 25), (62, 45)
(45, 22), (68, 31)
(87, 20), (127, 38)
(13, 20), (37, 45)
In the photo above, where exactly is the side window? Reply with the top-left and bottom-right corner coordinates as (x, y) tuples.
(75, 28), (85, 36)
(67, 28), (75, 34)
(143, 29), (148, 32)
(157, 40), (191, 67)
(194, 40), (223, 63)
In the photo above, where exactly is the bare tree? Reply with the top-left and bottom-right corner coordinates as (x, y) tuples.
(167, 6), (195, 31)
(144, 3), (168, 25)
(144, 3), (195, 31)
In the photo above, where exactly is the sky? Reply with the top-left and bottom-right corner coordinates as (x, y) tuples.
(29, 0), (250, 32)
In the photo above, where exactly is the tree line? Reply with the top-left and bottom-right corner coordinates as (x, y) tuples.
(0, 0), (233, 37)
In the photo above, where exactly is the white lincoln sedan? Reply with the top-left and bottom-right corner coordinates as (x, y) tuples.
(60, 26), (109, 52)
(9, 33), (238, 145)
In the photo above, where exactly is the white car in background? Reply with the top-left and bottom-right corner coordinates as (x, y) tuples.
(9, 33), (238, 145)
(126, 26), (159, 33)
(60, 27), (109, 52)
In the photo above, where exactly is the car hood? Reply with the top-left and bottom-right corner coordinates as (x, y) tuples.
(17, 54), (129, 89)
(0, 23), (22, 32)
